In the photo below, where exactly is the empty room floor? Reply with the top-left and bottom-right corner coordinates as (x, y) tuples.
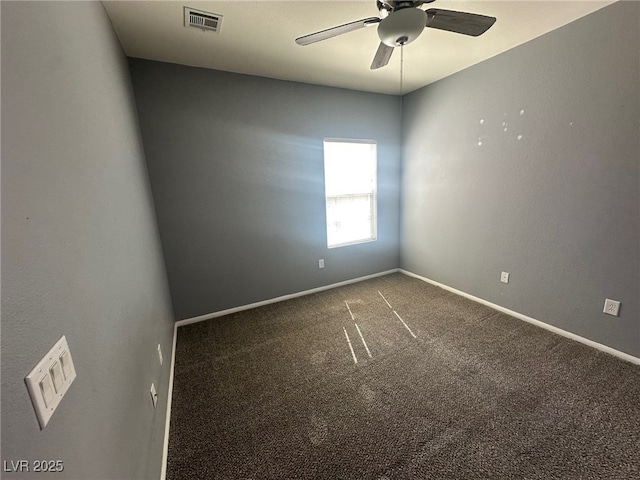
(167, 273), (640, 479)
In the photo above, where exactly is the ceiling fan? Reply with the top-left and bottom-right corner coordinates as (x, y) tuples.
(295, 0), (496, 70)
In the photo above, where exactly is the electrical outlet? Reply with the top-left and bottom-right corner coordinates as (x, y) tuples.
(150, 383), (158, 408)
(603, 299), (620, 317)
(319, 259), (325, 269)
(500, 271), (510, 284)
(157, 344), (163, 366)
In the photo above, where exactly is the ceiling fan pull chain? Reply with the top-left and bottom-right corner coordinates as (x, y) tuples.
(400, 43), (404, 96)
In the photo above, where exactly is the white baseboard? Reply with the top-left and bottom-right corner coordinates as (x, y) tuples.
(160, 322), (178, 480)
(175, 269), (400, 328)
(400, 269), (640, 366)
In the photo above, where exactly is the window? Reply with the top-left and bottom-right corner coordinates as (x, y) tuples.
(323, 138), (377, 248)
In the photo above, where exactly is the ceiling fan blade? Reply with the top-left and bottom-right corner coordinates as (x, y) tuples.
(370, 42), (394, 70)
(295, 17), (381, 46)
(425, 9), (496, 37)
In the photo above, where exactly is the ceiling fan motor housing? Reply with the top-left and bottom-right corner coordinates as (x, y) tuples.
(377, 7), (427, 46)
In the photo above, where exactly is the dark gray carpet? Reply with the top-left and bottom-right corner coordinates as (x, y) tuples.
(167, 273), (640, 479)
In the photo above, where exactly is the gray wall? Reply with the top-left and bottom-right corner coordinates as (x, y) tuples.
(129, 60), (402, 320)
(1, 2), (174, 479)
(401, 1), (639, 357)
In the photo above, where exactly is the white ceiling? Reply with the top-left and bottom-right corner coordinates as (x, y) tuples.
(103, 0), (614, 95)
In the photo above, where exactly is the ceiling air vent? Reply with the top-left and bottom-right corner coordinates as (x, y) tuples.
(184, 7), (222, 33)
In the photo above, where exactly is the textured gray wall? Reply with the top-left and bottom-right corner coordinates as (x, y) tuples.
(401, 1), (639, 357)
(129, 60), (402, 320)
(1, 2), (174, 479)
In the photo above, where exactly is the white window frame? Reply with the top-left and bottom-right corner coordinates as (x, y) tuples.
(323, 138), (378, 249)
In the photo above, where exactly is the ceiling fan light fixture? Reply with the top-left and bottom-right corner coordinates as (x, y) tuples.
(377, 7), (426, 46)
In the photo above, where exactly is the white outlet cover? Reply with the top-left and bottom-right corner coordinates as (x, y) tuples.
(150, 383), (158, 408)
(319, 259), (325, 269)
(500, 272), (510, 284)
(603, 299), (620, 317)
(25, 335), (77, 429)
(157, 344), (163, 366)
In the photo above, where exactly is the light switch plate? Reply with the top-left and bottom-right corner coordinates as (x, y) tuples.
(25, 336), (76, 429)
(500, 271), (510, 284)
(157, 344), (163, 366)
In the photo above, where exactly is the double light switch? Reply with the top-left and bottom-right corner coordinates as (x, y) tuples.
(25, 336), (77, 429)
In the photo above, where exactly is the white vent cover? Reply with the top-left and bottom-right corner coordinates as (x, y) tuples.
(184, 6), (222, 33)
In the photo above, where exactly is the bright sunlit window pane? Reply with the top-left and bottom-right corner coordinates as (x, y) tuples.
(323, 139), (377, 248)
